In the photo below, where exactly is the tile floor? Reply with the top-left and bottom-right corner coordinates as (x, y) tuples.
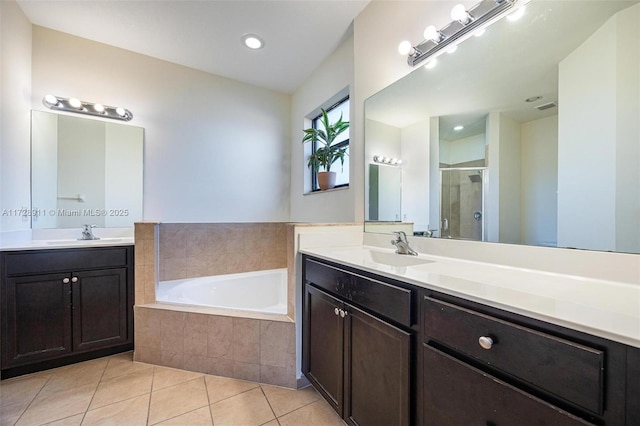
(0, 352), (345, 426)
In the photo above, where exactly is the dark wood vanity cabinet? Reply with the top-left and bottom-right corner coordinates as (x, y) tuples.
(302, 254), (639, 426)
(421, 292), (638, 426)
(1, 246), (134, 378)
(303, 256), (415, 425)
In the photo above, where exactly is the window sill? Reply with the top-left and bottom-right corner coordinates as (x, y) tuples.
(303, 185), (349, 196)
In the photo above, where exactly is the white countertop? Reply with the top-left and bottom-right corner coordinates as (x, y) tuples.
(300, 245), (640, 348)
(0, 229), (134, 251)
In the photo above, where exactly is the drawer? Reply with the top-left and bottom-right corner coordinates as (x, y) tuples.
(423, 345), (593, 425)
(5, 247), (129, 276)
(305, 258), (413, 327)
(423, 296), (604, 415)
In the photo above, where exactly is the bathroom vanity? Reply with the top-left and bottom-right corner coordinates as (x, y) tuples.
(0, 244), (134, 379)
(301, 250), (639, 425)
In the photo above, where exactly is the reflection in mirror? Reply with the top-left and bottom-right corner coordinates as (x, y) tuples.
(31, 110), (144, 229)
(364, 0), (639, 253)
(368, 164), (402, 221)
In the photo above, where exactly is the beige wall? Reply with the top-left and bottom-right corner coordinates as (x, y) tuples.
(31, 26), (291, 224)
(158, 223), (287, 281)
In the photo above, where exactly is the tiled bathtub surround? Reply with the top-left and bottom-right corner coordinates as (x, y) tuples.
(134, 306), (296, 388)
(134, 222), (158, 305)
(159, 223), (288, 281)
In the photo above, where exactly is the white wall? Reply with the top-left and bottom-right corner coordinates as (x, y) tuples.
(31, 27), (291, 224)
(401, 120), (430, 231)
(558, 5), (639, 252)
(290, 35), (354, 223)
(0, 0), (32, 232)
(498, 114), (521, 244)
(442, 133), (485, 165)
(30, 111), (58, 229)
(521, 115), (558, 247)
(364, 118), (400, 220)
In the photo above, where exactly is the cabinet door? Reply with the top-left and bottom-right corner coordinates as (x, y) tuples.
(72, 268), (128, 352)
(3, 273), (72, 367)
(303, 284), (344, 415)
(422, 345), (593, 426)
(344, 304), (411, 426)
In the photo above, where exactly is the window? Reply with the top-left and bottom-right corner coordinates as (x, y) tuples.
(310, 97), (350, 191)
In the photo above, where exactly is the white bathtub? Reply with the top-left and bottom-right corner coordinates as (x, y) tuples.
(156, 268), (288, 315)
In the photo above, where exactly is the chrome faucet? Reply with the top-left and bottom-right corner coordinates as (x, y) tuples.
(391, 231), (417, 255)
(79, 224), (100, 240)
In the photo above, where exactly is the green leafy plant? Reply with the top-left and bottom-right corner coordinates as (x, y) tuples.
(302, 108), (350, 173)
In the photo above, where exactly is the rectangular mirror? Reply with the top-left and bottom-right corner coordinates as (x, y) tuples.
(31, 110), (144, 229)
(364, 0), (640, 254)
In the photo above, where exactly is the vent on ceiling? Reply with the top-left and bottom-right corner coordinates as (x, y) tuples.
(535, 102), (557, 111)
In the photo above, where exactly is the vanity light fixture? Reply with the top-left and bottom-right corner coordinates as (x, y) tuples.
(373, 155), (403, 166)
(401, 0), (522, 67)
(42, 95), (133, 121)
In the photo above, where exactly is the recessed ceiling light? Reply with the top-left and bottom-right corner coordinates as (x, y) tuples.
(526, 96), (542, 103)
(242, 34), (264, 50)
(454, 125), (464, 131)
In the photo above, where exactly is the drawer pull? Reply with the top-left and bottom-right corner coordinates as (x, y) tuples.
(62, 277), (70, 284)
(71, 277), (78, 283)
(340, 309), (348, 318)
(334, 307), (340, 316)
(478, 336), (494, 350)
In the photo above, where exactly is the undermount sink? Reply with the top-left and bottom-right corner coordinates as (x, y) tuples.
(368, 250), (434, 267)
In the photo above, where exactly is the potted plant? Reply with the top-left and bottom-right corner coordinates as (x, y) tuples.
(302, 108), (349, 190)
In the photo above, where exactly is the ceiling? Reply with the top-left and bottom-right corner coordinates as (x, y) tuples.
(16, 0), (369, 94)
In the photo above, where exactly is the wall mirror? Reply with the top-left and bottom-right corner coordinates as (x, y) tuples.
(364, 0), (639, 253)
(31, 110), (144, 229)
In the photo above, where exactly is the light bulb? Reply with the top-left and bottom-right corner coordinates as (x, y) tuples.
(424, 58), (438, 70)
(69, 97), (82, 109)
(398, 40), (413, 56)
(397, 160), (403, 165)
(93, 103), (105, 113)
(44, 94), (58, 106)
(507, 6), (526, 21)
(116, 107), (127, 117)
(423, 26), (442, 43)
(451, 4), (471, 24)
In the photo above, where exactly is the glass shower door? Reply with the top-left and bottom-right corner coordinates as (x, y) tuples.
(440, 168), (486, 241)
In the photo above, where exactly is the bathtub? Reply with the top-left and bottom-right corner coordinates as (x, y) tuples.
(155, 268), (288, 315)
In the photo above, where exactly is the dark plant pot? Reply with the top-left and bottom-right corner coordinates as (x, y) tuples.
(318, 171), (337, 190)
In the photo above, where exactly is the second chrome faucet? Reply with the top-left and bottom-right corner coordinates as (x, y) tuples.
(391, 231), (417, 255)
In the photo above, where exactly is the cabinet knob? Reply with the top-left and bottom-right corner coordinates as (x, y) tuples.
(478, 336), (494, 350)
(71, 277), (78, 283)
(340, 309), (348, 318)
(62, 277), (70, 284)
(334, 307), (340, 316)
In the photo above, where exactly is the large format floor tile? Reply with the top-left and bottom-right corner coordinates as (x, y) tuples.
(1, 351), (345, 426)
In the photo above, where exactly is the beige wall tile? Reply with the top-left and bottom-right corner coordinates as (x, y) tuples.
(260, 321), (294, 368)
(232, 318), (260, 364)
(183, 354), (213, 374)
(232, 361), (260, 382)
(133, 346), (161, 365)
(260, 365), (296, 388)
(161, 257), (187, 281)
(207, 358), (235, 378)
(160, 311), (186, 353)
(160, 350), (184, 370)
(207, 316), (233, 360)
(184, 313), (208, 356)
